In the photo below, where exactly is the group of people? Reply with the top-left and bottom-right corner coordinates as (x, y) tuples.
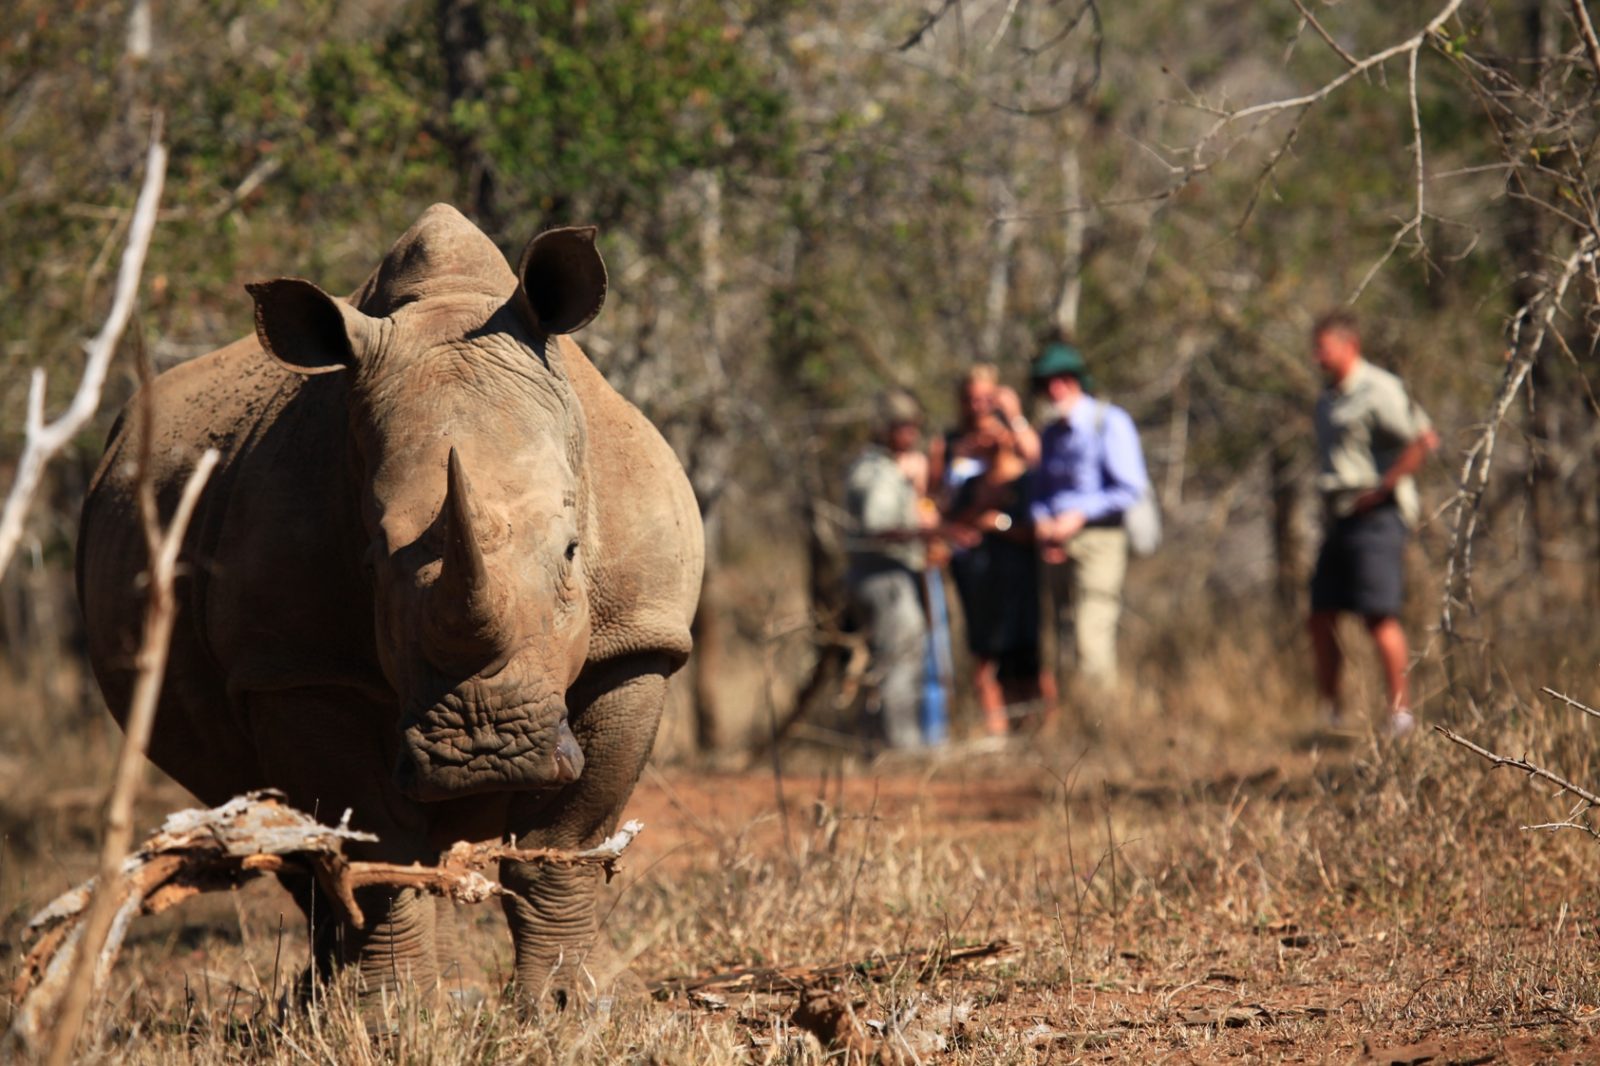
(844, 341), (1152, 747)
(843, 313), (1437, 749)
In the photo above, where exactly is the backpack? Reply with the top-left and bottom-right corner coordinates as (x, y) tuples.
(1094, 400), (1162, 557)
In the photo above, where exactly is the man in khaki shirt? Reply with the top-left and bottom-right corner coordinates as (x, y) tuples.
(1309, 311), (1439, 736)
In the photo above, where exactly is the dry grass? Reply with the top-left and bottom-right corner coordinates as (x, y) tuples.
(5, 605), (1600, 1063)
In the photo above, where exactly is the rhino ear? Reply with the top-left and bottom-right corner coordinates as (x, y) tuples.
(515, 226), (607, 335)
(247, 278), (370, 375)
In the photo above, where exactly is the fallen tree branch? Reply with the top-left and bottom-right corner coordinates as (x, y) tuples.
(6, 791), (642, 1052)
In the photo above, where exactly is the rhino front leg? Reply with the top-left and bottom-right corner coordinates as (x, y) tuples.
(325, 885), (441, 994)
(249, 691), (442, 997)
(500, 653), (671, 1005)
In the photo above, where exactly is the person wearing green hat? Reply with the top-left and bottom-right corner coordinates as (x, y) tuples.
(1028, 341), (1150, 688)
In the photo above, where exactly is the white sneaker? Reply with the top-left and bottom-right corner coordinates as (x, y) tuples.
(1387, 710), (1416, 738)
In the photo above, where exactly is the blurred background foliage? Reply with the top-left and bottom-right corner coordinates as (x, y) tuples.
(2, 0), (1596, 751)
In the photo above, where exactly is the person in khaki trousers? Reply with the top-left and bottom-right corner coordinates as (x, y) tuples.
(1028, 343), (1149, 688)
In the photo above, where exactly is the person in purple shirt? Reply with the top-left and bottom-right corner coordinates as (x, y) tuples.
(1029, 342), (1150, 688)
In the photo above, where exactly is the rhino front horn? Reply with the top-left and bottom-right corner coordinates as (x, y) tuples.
(441, 447), (490, 600)
(427, 448), (502, 662)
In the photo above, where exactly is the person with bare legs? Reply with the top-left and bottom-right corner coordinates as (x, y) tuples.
(1308, 310), (1439, 736)
(945, 412), (1058, 736)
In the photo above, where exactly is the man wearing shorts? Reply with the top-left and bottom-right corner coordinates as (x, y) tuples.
(1309, 310), (1439, 736)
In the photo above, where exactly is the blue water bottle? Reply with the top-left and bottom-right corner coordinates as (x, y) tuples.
(919, 569), (951, 745)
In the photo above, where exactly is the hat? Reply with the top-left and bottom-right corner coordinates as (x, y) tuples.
(1030, 342), (1094, 392)
(874, 388), (923, 433)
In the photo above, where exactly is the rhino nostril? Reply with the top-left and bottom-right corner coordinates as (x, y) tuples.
(552, 720), (584, 784)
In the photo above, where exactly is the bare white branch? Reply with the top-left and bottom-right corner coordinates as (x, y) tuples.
(983, 0), (1021, 55)
(1406, 45), (1426, 251)
(1192, 0), (1463, 166)
(1441, 235), (1595, 634)
(0, 123), (167, 577)
(1523, 820), (1600, 842)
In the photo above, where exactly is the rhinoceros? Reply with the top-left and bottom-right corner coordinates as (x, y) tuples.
(76, 204), (703, 999)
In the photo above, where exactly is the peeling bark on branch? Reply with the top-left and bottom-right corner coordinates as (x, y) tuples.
(6, 792), (641, 1053)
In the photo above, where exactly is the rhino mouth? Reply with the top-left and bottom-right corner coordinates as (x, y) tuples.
(395, 687), (584, 801)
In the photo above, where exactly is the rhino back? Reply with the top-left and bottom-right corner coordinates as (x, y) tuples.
(558, 336), (704, 669)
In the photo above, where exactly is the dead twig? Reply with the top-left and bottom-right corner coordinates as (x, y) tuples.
(1288, 0), (1359, 69)
(61, 154), (281, 225)
(1540, 686), (1600, 723)
(41, 440), (215, 1065)
(1439, 721), (1600, 845)
(1434, 725), (1600, 809)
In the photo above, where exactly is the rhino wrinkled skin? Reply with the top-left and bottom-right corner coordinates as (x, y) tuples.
(76, 204), (704, 998)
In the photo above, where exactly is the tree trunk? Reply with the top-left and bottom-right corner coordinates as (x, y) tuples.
(1270, 439), (1300, 618)
(745, 447), (850, 766)
(980, 175), (1020, 361)
(1164, 333), (1202, 507)
(436, 0), (502, 233)
(1593, 433), (1600, 605)
(686, 170), (731, 753)
(1509, 0), (1553, 575)
(689, 518), (723, 753)
(1053, 129), (1085, 341)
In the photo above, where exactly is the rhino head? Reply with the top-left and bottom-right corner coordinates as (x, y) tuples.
(246, 204), (608, 802)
